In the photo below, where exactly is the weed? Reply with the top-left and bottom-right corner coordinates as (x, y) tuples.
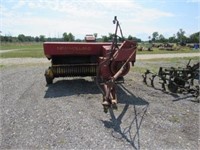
(169, 115), (180, 123)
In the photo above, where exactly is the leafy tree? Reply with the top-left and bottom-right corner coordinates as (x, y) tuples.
(177, 29), (186, 43)
(35, 36), (40, 42)
(189, 32), (199, 43)
(47, 37), (52, 41)
(75, 39), (82, 42)
(168, 36), (176, 43)
(101, 33), (114, 42)
(93, 33), (98, 38)
(148, 36), (152, 43)
(102, 35), (109, 42)
(158, 34), (166, 43)
(136, 38), (142, 42)
(11, 37), (18, 42)
(26, 36), (34, 42)
(63, 32), (69, 41)
(39, 35), (46, 42)
(128, 35), (134, 40)
(152, 32), (159, 42)
(1, 35), (11, 42)
(68, 32), (75, 41)
(108, 33), (113, 41)
(18, 34), (25, 42)
(3, 36), (9, 42)
(63, 32), (75, 41)
(127, 35), (141, 42)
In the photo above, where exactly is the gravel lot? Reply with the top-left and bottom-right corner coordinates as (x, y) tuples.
(0, 59), (199, 149)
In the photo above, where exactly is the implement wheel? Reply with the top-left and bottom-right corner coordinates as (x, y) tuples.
(45, 76), (53, 84)
(45, 68), (54, 85)
(110, 61), (130, 77)
(168, 82), (178, 93)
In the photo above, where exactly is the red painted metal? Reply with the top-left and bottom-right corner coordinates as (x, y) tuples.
(44, 42), (112, 59)
(44, 40), (137, 79)
(44, 16), (137, 112)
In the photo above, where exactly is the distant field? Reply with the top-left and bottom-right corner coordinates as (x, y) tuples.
(137, 42), (199, 54)
(0, 42), (44, 58)
(0, 42), (199, 58)
(133, 56), (199, 73)
(0, 42), (43, 50)
(137, 47), (198, 54)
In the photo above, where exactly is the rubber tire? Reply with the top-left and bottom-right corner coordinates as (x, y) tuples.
(110, 61), (131, 77)
(45, 69), (53, 84)
(45, 76), (53, 84)
(168, 82), (178, 93)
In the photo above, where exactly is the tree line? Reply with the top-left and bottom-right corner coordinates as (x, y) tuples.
(0, 32), (141, 43)
(0, 32), (76, 43)
(149, 29), (199, 44)
(0, 29), (199, 43)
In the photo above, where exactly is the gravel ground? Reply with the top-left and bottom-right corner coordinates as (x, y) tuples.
(0, 60), (199, 149)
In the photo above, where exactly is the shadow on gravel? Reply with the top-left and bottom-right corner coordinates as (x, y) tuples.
(102, 84), (149, 150)
(45, 78), (149, 149)
(143, 80), (180, 98)
(44, 79), (100, 98)
(145, 83), (199, 101)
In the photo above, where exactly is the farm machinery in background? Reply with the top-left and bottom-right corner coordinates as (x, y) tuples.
(143, 60), (199, 102)
(43, 16), (137, 112)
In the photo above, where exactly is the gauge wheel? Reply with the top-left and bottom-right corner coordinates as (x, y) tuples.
(45, 69), (54, 84)
(168, 82), (178, 93)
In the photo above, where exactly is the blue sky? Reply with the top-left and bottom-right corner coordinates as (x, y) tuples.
(0, 0), (199, 40)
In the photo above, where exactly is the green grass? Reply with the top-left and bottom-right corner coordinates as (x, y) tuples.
(0, 49), (44, 58)
(168, 115), (180, 123)
(132, 56), (199, 74)
(132, 63), (158, 74)
(0, 42), (44, 58)
(137, 47), (199, 54)
(142, 56), (199, 62)
(0, 42), (43, 50)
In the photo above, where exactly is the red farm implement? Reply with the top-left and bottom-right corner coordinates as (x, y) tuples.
(44, 16), (137, 112)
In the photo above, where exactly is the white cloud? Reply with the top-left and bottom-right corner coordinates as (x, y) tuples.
(95, 0), (136, 9)
(12, 0), (26, 9)
(132, 7), (174, 23)
(1, 0), (175, 39)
